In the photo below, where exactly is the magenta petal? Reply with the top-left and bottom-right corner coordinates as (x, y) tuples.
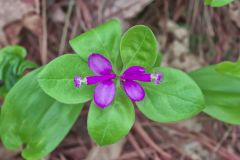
(88, 53), (112, 75)
(94, 80), (116, 108)
(123, 66), (145, 75)
(86, 74), (116, 85)
(123, 81), (145, 101)
(121, 73), (151, 82)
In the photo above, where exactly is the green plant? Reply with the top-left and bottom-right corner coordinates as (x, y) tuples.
(204, 0), (234, 7)
(0, 19), (239, 160)
(0, 45), (37, 98)
(190, 61), (240, 124)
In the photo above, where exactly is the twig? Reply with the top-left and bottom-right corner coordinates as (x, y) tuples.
(214, 127), (232, 152)
(97, 0), (107, 23)
(58, 0), (75, 55)
(163, 124), (240, 160)
(173, 0), (184, 21)
(70, 15), (79, 39)
(40, 0), (48, 64)
(204, 6), (216, 59)
(35, 0), (40, 14)
(78, 0), (93, 29)
(128, 133), (146, 159)
(118, 148), (153, 160)
(77, 138), (88, 153)
(133, 121), (172, 159)
(59, 154), (67, 160)
(76, 0), (87, 32)
(198, 134), (240, 160)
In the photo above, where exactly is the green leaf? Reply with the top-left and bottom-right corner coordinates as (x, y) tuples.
(204, 0), (234, 7)
(137, 67), (205, 123)
(38, 54), (94, 104)
(0, 45), (37, 97)
(215, 61), (240, 78)
(17, 60), (38, 75)
(0, 68), (83, 160)
(120, 25), (158, 70)
(0, 45), (27, 58)
(0, 47), (23, 82)
(204, 0), (213, 4)
(153, 51), (163, 67)
(87, 89), (135, 145)
(0, 86), (7, 97)
(189, 61), (240, 124)
(69, 19), (122, 71)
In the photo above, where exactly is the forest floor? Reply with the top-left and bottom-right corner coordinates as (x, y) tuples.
(0, 0), (240, 160)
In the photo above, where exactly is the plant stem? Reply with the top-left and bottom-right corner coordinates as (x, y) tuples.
(58, 0), (75, 55)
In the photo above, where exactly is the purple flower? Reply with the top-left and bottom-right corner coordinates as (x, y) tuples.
(120, 66), (163, 101)
(74, 53), (163, 108)
(74, 54), (116, 108)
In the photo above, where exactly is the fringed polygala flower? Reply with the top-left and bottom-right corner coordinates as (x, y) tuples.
(74, 53), (116, 108)
(120, 66), (163, 101)
(74, 53), (163, 108)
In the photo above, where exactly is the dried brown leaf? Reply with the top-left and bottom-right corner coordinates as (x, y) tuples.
(104, 0), (153, 19)
(0, 0), (34, 44)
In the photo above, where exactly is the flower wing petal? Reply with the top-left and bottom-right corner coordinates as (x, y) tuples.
(123, 80), (145, 101)
(123, 66), (145, 75)
(88, 53), (112, 75)
(94, 80), (116, 108)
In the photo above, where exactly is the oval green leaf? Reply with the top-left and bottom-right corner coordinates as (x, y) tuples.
(17, 60), (38, 75)
(204, 0), (234, 7)
(69, 19), (122, 71)
(38, 54), (94, 104)
(137, 67), (205, 123)
(120, 25), (158, 70)
(190, 61), (240, 124)
(0, 68), (83, 160)
(0, 45), (37, 96)
(87, 89), (135, 145)
(0, 45), (27, 58)
(215, 61), (240, 78)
